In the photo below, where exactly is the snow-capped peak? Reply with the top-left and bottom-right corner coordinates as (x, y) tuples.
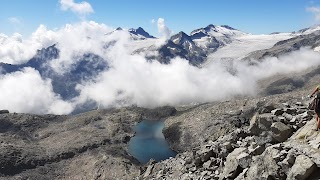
(171, 31), (193, 44)
(128, 27), (155, 40)
(190, 24), (246, 39)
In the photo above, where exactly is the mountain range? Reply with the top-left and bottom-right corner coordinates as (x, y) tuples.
(1, 24), (320, 113)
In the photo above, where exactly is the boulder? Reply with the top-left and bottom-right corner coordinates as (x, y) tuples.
(245, 146), (281, 180)
(271, 109), (284, 116)
(219, 147), (248, 179)
(0, 110), (9, 114)
(249, 113), (274, 135)
(271, 122), (292, 142)
(287, 155), (316, 180)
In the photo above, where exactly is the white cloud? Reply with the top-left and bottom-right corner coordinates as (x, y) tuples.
(307, 6), (320, 21)
(2, 21), (320, 114)
(60, 0), (94, 17)
(8, 17), (22, 25)
(0, 68), (73, 114)
(157, 18), (172, 40)
(0, 21), (113, 66)
(75, 44), (320, 109)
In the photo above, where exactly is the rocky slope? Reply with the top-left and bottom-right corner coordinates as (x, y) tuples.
(140, 89), (320, 180)
(0, 106), (176, 179)
(1, 86), (320, 179)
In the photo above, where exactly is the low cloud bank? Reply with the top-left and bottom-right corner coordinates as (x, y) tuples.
(0, 68), (73, 114)
(1, 21), (320, 114)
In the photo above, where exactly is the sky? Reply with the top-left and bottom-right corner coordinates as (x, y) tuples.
(2, 0), (320, 114)
(1, 0), (320, 37)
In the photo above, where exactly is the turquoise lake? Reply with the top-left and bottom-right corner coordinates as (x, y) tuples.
(128, 120), (177, 164)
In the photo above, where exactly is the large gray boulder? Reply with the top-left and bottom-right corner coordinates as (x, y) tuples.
(245, 145), (281, 180)
(219, 147), (249, 179)
(287, 155), (316, 180)
(271, 122), (292, 142)
(249, 113), (274, 135)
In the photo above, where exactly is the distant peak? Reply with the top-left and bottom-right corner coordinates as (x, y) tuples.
(178, 31), (188, 36)
(221, 25), (237, 30)
(206, 24), (216, 29)
(137, 27), (144, 31)
(128, 27), (155, 39)
(115, 27), (123, 31)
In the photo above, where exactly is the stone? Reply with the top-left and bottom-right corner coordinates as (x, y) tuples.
(271, 109), (284, 116)
(249, 113), (274, 135)
(248, 144), (265, 156)
(245, 146), (280, 180)
(234, 168), (248, 180)
(271, 122), (292, 142)
(219, 147), (247, 179)
(0, 110), (9, 114)
(283, 113), (293, 121)
(237, 152), (251, 168)
(222, 141), (233, 152)
(290, 117), (297, 124)
(203, 160), (212, 169)
(260, 105), (276, 113)
(196, 148), (215, 164)
(284, 108), (296, 115)
(287, 155), (316, 180)
(282, 103), (290, 108)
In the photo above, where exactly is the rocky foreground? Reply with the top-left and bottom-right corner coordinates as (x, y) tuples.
(1, 90), (320, 179)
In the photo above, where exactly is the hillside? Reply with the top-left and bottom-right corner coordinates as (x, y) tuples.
(1, 84), (320, 179)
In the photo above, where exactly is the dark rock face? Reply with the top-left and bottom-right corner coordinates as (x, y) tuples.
(129, 27), (155, 39)
(158, 32), (207, 66)
(158, 24), (240, 66)
(0, 110), (9, 114)
(0, 45), (108, 103)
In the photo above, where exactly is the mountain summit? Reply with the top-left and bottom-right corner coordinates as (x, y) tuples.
(129, 27), (155, 39)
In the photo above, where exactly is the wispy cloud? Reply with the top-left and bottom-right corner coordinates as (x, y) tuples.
(8, 17), (22, 25)
(59, 0), (94, 17)
(306, 6), (320, 21)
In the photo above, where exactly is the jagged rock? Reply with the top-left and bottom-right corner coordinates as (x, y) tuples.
(245, 145), (281, 180)
(0, 110), (9, 114)
(271, 122), (293, 142)
(143, 161), (155, 178)
(260, 105), (276, 113)
(219, 147), (247, 179)
(248, 143), (265, 156)
(234, 168), (248, 180)
(271, 109), (285, 116)
(282, 103), (290, 107)
(284, 108), (296, 115)
(283, 113), (293, 121)
(287, 155), (316, 180)
(249, 113), (274, 135)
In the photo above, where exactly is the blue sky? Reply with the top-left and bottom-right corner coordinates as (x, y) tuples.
(0, 0), (319, 37)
